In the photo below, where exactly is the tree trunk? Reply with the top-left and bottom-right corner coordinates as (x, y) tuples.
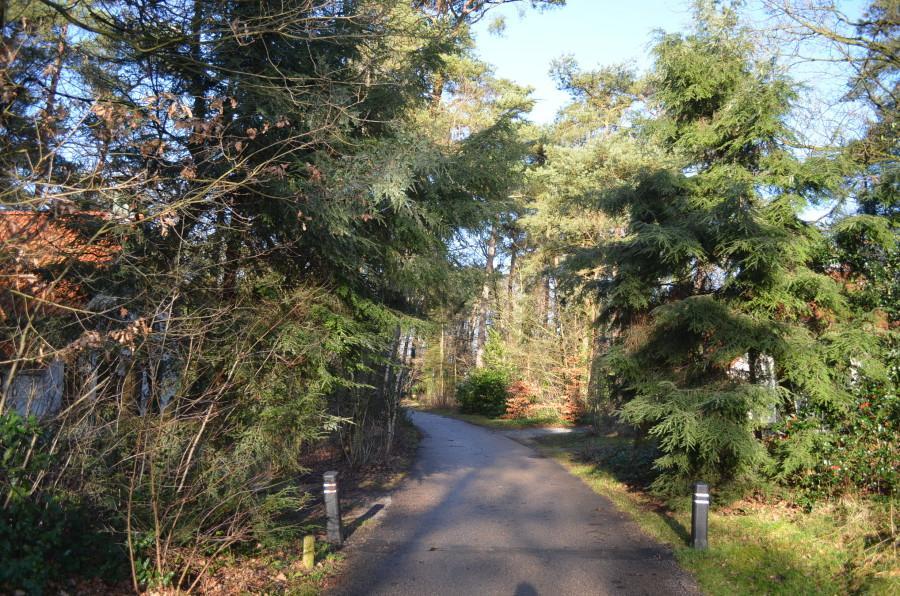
(43, 24), (67, 120)
(550, 255), (560, 334)
(386, 329), (411, 456)
(542, 274), (551, 328)
(506, 241), (517, 306)
(432, 72), (445, 106)
(584, 298), (600, 401)
(189, 0), (207, 130)
(381, 326), (402, 401)
(438, 322), (445, 404)
(474, 223), (497, 368)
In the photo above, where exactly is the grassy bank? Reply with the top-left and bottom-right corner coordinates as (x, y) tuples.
(533, 433), (898, 596)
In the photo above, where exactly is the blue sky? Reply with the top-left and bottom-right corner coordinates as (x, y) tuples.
(472, 0), (868, 132)
(471, 0), (870, 222)
(473, 0), (695, 124)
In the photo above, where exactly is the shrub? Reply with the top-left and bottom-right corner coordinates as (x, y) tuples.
(457, 369), (509, 417)
(0, 412), (126, 593)
(502, 380), (538, 419)
(768, 379), (899, 502)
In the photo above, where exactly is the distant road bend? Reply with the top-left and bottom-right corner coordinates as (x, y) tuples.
(330, 412), (699, 596)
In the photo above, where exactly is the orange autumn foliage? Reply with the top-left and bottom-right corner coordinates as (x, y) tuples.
(501, 380), (538, 419)
(0, 210), (119, 353)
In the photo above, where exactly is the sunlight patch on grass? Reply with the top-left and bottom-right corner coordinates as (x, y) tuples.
(410, 405), (575, 429)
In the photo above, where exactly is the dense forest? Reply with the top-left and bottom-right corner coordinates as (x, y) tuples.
(0, 0), (896, 592)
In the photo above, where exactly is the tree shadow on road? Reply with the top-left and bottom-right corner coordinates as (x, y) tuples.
(535, 432), (692, 545)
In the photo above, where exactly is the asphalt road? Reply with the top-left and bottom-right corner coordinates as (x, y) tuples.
(330, 411), (699, 596)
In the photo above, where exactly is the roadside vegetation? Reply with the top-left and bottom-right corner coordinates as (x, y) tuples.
(411, 405), (576, 429)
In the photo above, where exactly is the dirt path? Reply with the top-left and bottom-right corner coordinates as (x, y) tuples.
(329, 411), (698, 596)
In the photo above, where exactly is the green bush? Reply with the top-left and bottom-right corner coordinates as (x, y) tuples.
(0, 412), (125, 593)
(768, 379), (899, 502)
(456, 368), (510, 417)
(0, 495), (126, 594)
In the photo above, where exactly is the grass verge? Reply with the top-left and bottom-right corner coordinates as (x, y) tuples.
(533, 433), (899, 596)
(409, 403), (576, 429)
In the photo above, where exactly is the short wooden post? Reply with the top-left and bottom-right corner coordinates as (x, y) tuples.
(691, 481), (709, 550)
(323, 471), (343, 546)
(302, 535), (315, 569)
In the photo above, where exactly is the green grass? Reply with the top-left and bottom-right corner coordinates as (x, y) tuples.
(410, 404), (575, 429)
(533, 433), (899, 596)
(283, 550), (344, 596)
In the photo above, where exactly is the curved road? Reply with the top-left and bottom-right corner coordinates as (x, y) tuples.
(330, 411), (698, 596)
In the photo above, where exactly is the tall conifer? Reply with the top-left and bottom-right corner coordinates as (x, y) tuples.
(596, 6), (872, 491)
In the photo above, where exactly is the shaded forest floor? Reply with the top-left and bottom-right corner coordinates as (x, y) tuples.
(197, 421), (423, 596)
(52, 422), (421, 596)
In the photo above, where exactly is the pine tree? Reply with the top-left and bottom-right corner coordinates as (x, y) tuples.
(594, 6), (874, 492)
